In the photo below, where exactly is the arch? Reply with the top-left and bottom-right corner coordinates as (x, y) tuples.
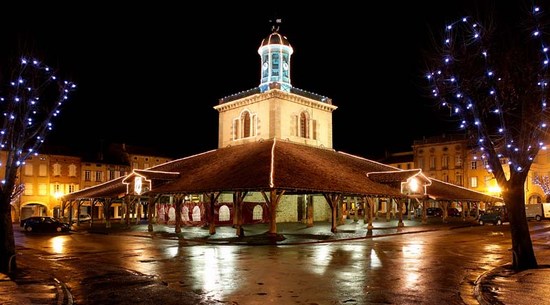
(233, 109), (257, 140)
(182, 206), (190, 221)
(528, 194), (543, 204)
(252, 204), (263, 220)
(241, 111), (251, 138)
(219, 205), (230, 221)
(20, 202), (48, 219)
(299, 111), (309, 138)
(192, 206), (201, 221)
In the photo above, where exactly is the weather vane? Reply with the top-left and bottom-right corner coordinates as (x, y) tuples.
(269, 17), (282, 32)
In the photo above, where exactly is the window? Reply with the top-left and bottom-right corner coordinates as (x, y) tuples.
(242, 111), (251, 138)
(68, 164), (77, 177)
(429, 156), (436, 170)
(84, 170), (91, 181)
(38, 183), (48, 195)
(442, 173), (449, 182)
(95, 171), (103, 182)
(192, 206), (201, 221)
(68, 184), (76, 193)
(471, 161), (477, 170)
(53, 183), (61, 195)
(441, 155), (449, 169)
(39, 164), (47, 177)
(455, 155), (463, 167)
(455, 173), (463, 186)
(181, 206), (189, 221)
(144, 163), (150, 169)
(417, 157), (424, 170)
(219, 205), (230, 221)
(470, 176), (478, 188)
(132, 162), (138, 169)
(52, 163), (61, 176)
(232, 110), (257, 140)
(24, 164), (33, 176)
(24, 183), (33, 195)
(299, 112), (309, 138)
(109, 170), (116, 180)
(252, 205), (263, 220)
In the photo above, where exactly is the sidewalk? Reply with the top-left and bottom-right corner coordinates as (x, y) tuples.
(3, 217), (549, 305)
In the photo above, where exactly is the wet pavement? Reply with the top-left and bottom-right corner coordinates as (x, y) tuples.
(2, 217), (550, 305)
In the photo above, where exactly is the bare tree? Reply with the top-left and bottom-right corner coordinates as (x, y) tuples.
(424, 3), (548, 270)
(0, 57), (76, 273)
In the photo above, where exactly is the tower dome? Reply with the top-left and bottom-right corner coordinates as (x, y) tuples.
(258, 22), (293, 92)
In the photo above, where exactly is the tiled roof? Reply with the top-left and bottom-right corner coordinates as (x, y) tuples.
(62, 138), (501, 203)
(426, 179), (499, 202)
(66, 177), (126, 200)
(367, 169), (428, 184)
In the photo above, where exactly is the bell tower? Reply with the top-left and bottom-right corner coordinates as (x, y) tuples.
(258, 19), (293, 92)
(214, 20), (337, 150)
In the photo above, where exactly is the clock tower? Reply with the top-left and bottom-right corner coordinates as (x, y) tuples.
(214, 22), (337, 150)
(258, 21), (293, 92)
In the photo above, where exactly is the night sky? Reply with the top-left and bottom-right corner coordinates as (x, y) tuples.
(0, 1), (528, 160)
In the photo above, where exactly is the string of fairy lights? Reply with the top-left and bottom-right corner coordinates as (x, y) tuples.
(0, 57), (77, 179)
(425, 3), (549, 176)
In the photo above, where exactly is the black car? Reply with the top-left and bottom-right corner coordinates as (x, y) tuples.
(426, 207), (443, 217)
(20, 216), (71, 233)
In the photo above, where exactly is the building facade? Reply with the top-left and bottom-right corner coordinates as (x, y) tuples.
(10, 144), (173, 223)
(410, 134), (548, 208)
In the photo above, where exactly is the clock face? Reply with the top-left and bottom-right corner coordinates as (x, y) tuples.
(263, 62), (269, 70)
(134, 177), (142, 195)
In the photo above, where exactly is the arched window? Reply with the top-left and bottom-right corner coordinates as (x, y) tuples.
(252, 205), (263, 220)
(52, 163), (61, 176)
(233, 110), (257, 140)
(170, 206), (178, 221)
(192, 206), (201, 221)
(68, 164), (77, 177)
(241, 111), (251, 138)
(299, 112), (309, 138)
(219, 205), (230, 221)
(181, 206), (189, 221)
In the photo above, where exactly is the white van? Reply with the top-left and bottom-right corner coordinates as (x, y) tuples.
(525, 203), (550, 221)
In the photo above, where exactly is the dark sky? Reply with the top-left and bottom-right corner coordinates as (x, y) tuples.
(0, 1), (527, 160)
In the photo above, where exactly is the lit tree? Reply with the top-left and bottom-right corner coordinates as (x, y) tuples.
(0, 57), (76, 273)
(532, 175), (550, 202)
(425, 3), (549, 270)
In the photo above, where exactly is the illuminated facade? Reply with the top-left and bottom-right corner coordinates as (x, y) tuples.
(10, 144), (172, 222)
(411, 134), (549, 206)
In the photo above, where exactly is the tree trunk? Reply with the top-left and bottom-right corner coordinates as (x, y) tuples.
(503, 182), (538, 270)
(0, 196), (16, 274)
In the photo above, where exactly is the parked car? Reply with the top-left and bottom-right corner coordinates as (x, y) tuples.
(478, 206), (509, 225)
(20, 216), (71, 233)
(426, 207), (443, 217)
(75, 214), (91, 223)
(447, 207), (461, 217)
